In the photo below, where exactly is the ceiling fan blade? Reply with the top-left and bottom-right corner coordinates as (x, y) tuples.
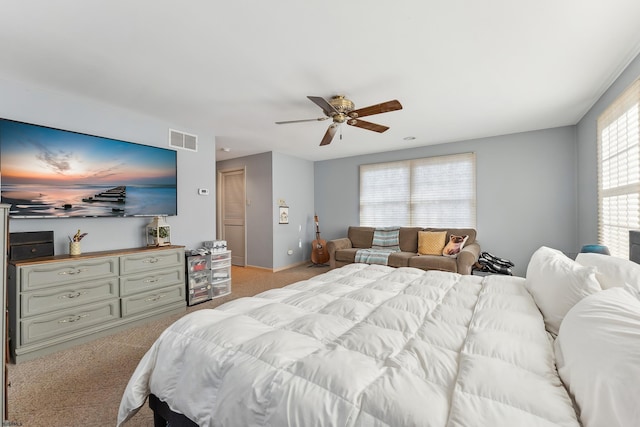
(347, 119), (389, 133)
(320, 124), (338, 146)
(307, 96), (339, 115)
(348, 100), (402, 119)
(275, 117), (328, 124)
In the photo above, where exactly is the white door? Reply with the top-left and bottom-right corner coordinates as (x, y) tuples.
(217, 168), (246, 266)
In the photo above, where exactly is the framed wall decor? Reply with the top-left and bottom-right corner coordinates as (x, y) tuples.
(279, 206), (289, 224)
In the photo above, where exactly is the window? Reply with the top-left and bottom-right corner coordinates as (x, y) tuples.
(360, 153), (476, 227)
(597, 78), (640, 258)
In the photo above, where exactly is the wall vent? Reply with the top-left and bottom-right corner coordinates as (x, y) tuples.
(169, 129), (198, 152)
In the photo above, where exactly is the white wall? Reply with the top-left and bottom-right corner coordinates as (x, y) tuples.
(314, 126), (578, 276)
(0, 77), (217, 253)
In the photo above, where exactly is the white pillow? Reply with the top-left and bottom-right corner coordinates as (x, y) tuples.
(555, 287), (640, 427)
(525, 246), (601, 335)
(575, 252), (640, 292)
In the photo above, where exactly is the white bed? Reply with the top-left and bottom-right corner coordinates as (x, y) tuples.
(117, 247), (640, 427)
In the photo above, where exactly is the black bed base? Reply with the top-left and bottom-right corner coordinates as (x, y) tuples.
(149, 394), (199, 427)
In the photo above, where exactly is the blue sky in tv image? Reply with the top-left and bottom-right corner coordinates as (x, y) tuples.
(0, 118), (177, 218)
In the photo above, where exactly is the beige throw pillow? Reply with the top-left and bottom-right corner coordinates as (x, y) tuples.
(418, 231), (447, 255)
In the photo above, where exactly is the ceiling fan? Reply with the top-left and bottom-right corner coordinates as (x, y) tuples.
(275, 95), (403, 146)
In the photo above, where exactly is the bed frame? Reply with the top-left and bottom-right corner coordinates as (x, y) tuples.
(149, 394), (198, 427)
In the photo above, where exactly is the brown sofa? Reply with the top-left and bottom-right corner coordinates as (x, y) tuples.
(326, 226), (480, 275)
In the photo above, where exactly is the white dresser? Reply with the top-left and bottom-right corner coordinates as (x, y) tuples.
(7, 245), (186, 363)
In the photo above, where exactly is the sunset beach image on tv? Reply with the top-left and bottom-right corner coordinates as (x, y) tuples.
(0, 118), (178, 218)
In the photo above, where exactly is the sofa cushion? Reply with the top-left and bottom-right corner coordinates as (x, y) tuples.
(409, 254), (458, 272)
(388, 252), (416, 268)
(347, 227), (375, 249)
(399, 227), (423, 253)
(335, 248), (359, 263)
(418, 231), (447, 255)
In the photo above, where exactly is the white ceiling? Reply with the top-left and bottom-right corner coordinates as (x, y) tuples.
(1, 1), (640, 162)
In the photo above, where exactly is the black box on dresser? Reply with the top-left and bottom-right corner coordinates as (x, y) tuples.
(9, 231), (54, 261)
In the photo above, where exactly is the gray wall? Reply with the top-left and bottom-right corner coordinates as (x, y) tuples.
(576, 52), (640, 247)
(314, 126), (578, 276)
(0, 77), (217, 253)
(272, 152), (315, 270)
(217, 151), (315, 271)
(217, 152), (273, 268)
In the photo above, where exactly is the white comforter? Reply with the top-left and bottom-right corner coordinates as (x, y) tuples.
(117, 264), (579, 426)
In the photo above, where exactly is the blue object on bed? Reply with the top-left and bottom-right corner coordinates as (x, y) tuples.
(579, 244), (610, 255)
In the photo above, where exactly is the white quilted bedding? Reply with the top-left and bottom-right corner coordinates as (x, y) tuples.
(117, 264), (580, 426)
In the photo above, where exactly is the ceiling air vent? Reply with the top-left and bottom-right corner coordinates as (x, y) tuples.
(169, 129), (198, 152)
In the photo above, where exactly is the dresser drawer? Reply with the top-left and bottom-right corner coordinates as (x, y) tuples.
(20, 299), (120, 345)
(120, 267), (184, 296)
(121, 284), (185, 317)
(20, 257), (118, 291)
(120, 249), (184, 275)
(21, 278), (119, 318)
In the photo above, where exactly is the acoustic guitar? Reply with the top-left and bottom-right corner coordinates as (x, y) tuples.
(311, 215), (330, 265)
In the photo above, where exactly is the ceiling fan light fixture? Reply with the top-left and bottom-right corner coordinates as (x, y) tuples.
(280, 95), (403, 146)
(329, 95), (355, 113)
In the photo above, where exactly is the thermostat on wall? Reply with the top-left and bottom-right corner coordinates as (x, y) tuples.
(198, 188), (209, 195)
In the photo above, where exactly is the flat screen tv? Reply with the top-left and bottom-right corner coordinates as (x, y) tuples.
(0, 118), (177, 218)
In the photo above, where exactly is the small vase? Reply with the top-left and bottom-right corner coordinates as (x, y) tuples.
(69, 241), (81, 256)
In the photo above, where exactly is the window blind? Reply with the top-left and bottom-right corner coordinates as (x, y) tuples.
(597, 78), (640, 258)
(360, 153), (476, 228)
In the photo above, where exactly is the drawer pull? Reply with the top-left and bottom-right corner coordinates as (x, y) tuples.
(59, 291), (87, 299)
(145, 294), (166, 302)
(143, 257), (160, 264)
(59, 314), (89, 323)
(58, 268), (88, 276)
(144, 277), (160, 284)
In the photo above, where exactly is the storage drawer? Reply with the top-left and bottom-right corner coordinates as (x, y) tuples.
(187, 271), (211, 289)
(209, 251), (230, 262)
(21, 278), (119, 317)
(120, 267), (184, 296)
(212, 279), (231, 297)
(186, 255), (209, 273)
(189, 285), (212, 305)
(211, 267), (230, 283)
(121, 284), (185, 317)
(20, 257), (118, 291)
(210, 258), (231, 269)
(10, 242), (54, 262)
(20, 299), (120, 345)
(120, 249), (184, 275)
